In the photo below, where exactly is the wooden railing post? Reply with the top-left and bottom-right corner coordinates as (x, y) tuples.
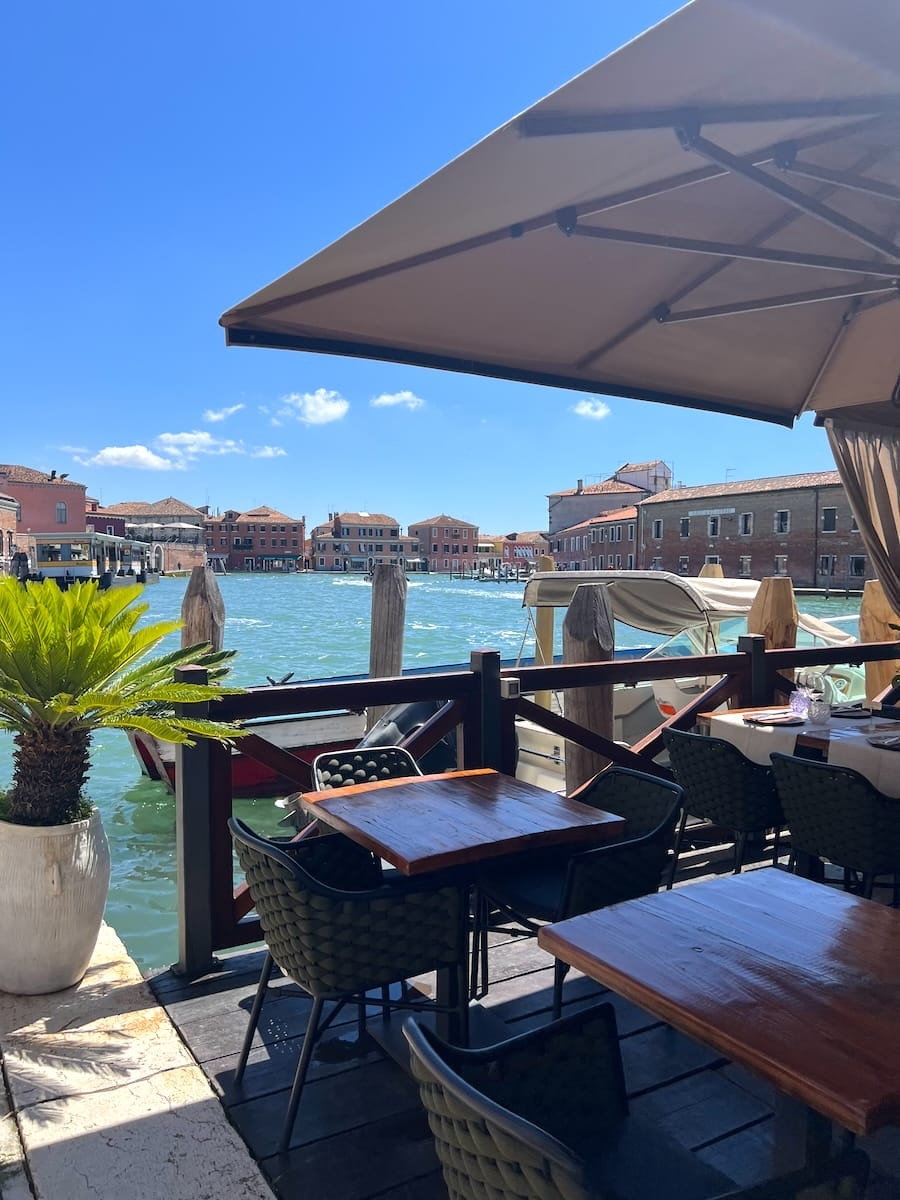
(737, 635), (769, 706)
(468, 650), (502, 770)
(173, 665), (219, 977)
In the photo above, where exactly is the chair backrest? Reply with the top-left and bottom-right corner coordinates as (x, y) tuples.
(404, 1006), (625, 1200)
(312, 746), (423, 789)
(563, 789), (683, 919)
(229, 817), (463, 999)
(576, 766), (683, 839)
(663, 728), (783, 831)
(770, 753), (900, 875)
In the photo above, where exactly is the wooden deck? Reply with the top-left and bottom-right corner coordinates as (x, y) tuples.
(151, 867), (900, 1200)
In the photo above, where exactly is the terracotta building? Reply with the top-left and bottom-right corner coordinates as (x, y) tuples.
(0, 464), (87, 537)
(407, 514), (479, 574)
(638, 471), (872, 588)
(204, 505), (305, 572)
(85, 497), (126, 538)
(310, 512), (420, 573)
(0, 491), (19, 571)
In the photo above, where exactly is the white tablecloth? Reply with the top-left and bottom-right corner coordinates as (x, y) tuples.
(708, 713), (900, 799)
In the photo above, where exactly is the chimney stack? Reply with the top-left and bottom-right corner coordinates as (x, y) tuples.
(576, 478), (583, 493)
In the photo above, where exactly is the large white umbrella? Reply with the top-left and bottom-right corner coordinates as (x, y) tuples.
(220, 0), (900, 604)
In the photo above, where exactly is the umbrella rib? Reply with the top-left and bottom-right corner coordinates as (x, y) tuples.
(661, 280), (897, 323)
(571, 226), (900, 278)
(683, 131), (899, 260)
(575, 147), (886, 371)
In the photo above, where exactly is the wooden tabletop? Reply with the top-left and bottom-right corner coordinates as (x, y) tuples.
(538, 869), (900, 1137)
(299, 768), (625, 875)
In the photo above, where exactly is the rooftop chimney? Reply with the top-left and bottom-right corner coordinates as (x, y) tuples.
(576, 478), (583, 493)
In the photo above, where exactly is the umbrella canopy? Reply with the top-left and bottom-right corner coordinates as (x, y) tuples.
(221, 0), (900, 431)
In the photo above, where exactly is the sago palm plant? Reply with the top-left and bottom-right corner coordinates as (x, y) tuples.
(0, 577), (244, 826)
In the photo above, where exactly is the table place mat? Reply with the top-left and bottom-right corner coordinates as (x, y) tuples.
(830, 706), (871, 720)
(827, 735), (900, 798)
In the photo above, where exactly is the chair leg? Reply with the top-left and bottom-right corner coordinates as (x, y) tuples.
(235, 950), (275, 1085)
(468, 890), (485, 1001)
(667, 809), (689, 889)
(862, 873), (875, 900)
(894, 874), (899, 908)
(552, 959), (570, 1020)
(733, 831), (748, 874)
(279, 996), (325, 1155)
(457, 962), (470, 1048)
(771, 826), (782, 867)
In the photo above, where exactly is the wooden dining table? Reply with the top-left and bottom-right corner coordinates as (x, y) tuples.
(300, 767), (626, 1043)
(299, 767), (626, 875)
(538, 869), (900, 1171)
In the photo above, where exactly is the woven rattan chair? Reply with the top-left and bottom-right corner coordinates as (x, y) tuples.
(663, 728), (784, 884)
(404, 1005), (869, 1200)
(770, 753), (900, 899)
(312, 745), (423, 789)
(475, 768), (683, 1014)
(229, 817), (469, 1154)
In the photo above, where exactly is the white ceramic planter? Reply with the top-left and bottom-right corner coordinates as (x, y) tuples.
(0, 809), (111, 994)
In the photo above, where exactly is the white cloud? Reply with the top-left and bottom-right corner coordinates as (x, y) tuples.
(76, 445), (181, 471)
(573, 398), (611, 420)
(203, 403), (245, 423)
(371, 389), (424, 411)
(251, 445), (287, 459)
(155, 431), (245, 458)
(56, 443), (89, 455)
(277, 388), (349, 425)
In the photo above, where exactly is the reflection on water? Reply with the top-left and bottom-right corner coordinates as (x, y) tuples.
(0, 574), (861, 973)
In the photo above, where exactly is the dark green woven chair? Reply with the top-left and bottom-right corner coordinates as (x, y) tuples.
(404, 1005), (869, 1200)
(312, 745), (423, 788)
(229, 817), (469, 1154)
(663, 728), (784, 884)
(770, 753), (900, 899)
(475, 767), (683, 1014)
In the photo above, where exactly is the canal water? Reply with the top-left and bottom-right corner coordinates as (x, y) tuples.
(0, 573), (861, 971)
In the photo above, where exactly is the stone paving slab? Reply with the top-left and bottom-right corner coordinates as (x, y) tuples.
(0, 923), (273, 1200)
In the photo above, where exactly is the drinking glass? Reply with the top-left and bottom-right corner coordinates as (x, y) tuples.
(807, 697), (831, 727)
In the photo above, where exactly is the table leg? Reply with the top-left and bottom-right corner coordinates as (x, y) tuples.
(773, 1095), (833, 1173)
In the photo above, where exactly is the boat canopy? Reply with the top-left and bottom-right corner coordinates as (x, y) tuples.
(522, 571), (855, 644)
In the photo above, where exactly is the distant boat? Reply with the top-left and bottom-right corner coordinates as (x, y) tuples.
(28, 531), (159, 588)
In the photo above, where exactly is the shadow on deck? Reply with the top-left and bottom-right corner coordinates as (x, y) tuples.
(151, 868), (900, 1200)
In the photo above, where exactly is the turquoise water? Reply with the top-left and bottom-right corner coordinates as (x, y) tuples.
(0, 573), (861, 971)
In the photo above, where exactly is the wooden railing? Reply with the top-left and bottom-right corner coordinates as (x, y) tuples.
(172, 637), (900, 975)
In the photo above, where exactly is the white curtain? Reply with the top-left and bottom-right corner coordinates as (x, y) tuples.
(826, 419), (900, 615)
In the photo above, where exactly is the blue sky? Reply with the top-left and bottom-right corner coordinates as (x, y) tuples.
(2, 1), (837, 534)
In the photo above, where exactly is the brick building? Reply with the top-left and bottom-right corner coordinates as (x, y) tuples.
(85, 498), (126, 537)
(547, 461), (670, 536)
(551, 506), (639, 571)
(310, 512), (419, 573)
(105, 497), (208, 573)
(638, 471), (872, 588)
(407, 514), (480, 574)
(0, 492), (18, 571)
(204, 505), (305, 572)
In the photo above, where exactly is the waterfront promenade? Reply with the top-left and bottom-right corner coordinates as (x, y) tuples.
(0, 924), (272, 1200)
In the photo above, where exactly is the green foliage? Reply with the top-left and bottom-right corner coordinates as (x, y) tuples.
(0, 578), (245, 826)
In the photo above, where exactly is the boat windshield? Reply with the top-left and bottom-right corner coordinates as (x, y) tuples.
(643, 612), (860, 660)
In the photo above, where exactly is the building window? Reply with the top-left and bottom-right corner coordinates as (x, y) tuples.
(739, 555), (751, 576)
(774, 510), (790, 534)
(651, 556), (662, 570)
(627, 523), (635, 541)
(651, 519), (663, 539)
(774, 555), (788, 575)
(260, 539), (267, 547)
(819, 554), (836, 576)
(848, 555), (866, 578)
(55, 502), (68, 524)
(707, 516), (720, 537)
(679, 518), (690, 538)
(678, 556), (689, 574)
(739, 512), (753, 535)
(607, 554), (614, 568)
(614, 526), (622, 542)
(850, 513), (859, 532)
(626, 553), (634, 569)
(705, 555), (720, 565)
(821, 507), (837, 533)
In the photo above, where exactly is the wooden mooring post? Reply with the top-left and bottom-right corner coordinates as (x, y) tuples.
(859, 579), (900, 701)
(181, 565), (226, 652)
(563, 584), (614, 793)
(367, 563), (407, 730)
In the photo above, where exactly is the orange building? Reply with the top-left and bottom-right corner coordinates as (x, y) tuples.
(0, 464), (87, 538)
(204, 505), (306, 572)
(407, 513), (479, 574)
